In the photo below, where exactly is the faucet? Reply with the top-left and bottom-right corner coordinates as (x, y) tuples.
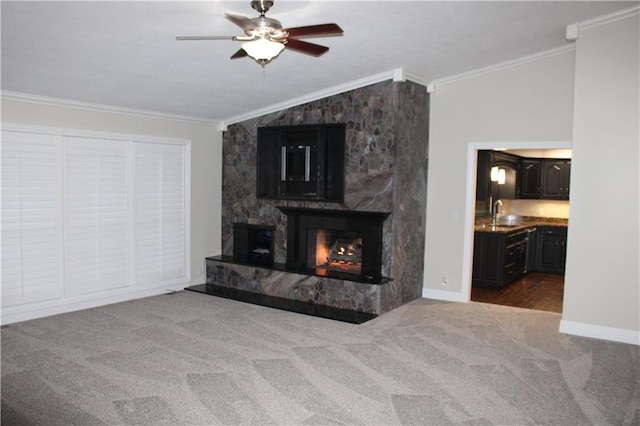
(492, 199), (503, 226)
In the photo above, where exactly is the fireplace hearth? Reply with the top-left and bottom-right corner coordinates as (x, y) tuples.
(278, 207), (390, 283)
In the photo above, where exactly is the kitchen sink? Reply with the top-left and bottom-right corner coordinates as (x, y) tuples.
(496, 215), (524, 227)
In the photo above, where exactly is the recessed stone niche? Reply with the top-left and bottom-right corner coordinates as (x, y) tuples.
(210, 79), (429, 316)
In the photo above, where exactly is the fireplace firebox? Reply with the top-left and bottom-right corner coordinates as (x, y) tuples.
(309, 229), (363, 274)
(278, 207), (390, 283)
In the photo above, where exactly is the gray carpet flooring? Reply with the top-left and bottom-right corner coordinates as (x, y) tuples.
(2, 291), (639, 425)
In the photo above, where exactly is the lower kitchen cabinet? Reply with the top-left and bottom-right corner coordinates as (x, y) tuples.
(535, 226), (567, 274)
(473, 232), (504, 288)
(504, 230), (529, 284)
(473, 229), (531, 289)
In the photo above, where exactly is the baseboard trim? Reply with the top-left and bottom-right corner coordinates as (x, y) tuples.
(422, 287), (467, 303)
(1, 283), (186, 325)
(560, 320), (640, 346)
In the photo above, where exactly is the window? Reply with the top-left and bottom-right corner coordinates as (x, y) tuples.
(65, 136), (130, 295)
(1, 127), (190, 308)
(1, 132), (62, 306)
(134, 142), (187, 285)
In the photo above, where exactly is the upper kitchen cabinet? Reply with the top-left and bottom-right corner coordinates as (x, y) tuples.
(475, 151), (571, 212)
(475, 150), (518, 215)
(490, 152), (518, 200)
(476, 150), (492, 215)
(519, 159), (542, 199)
(541, 160), (571, 200)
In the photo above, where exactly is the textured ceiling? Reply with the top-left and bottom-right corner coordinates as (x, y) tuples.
(1, 1), (637, 124)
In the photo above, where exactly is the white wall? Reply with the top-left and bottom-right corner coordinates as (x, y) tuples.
(424, 8), (640, 345)
(423, 49), (575, 299)
(561, 11), (639, 343)
(1, 99), (223, 286)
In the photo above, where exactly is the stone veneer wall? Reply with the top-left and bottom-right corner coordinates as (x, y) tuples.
(221, 79), (428, 312)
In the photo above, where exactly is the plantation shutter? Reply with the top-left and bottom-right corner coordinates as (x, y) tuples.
(1, 132), (62, 306)
(2, 126), (189, 311)
(134, 142), (187, 286)
(64, 137), (129, 295)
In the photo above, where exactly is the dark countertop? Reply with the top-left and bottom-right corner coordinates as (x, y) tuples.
(475, 216), (568, 234)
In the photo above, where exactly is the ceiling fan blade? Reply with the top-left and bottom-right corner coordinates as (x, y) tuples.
(225, 13), (256, 32)
(285, 38), (329, 57)
(230, 49), (248, 60)
(285, 23), (343, 39)
(176, 36), (235, 41)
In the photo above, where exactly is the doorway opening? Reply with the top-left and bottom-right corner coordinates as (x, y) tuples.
(467, 145), (570, 314)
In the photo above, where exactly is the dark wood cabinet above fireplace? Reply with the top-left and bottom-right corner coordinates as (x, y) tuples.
(257, 123), (345, 202)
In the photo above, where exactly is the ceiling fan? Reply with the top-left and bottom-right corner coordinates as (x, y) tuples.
(176, 0), (343, 66)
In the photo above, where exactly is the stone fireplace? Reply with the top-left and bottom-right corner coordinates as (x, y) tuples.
(188, 79), (429, 321)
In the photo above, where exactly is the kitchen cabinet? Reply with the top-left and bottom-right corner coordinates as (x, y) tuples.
(514, 158), (571, 200)
(476, 151), (571, 208)
(476, 150), (492, 215)
(491, 152), (518, 200)
(541, 160), (571, 200)
(473, 228), (531, 289)
(473, 232), (504, 288)
(535, 226), (567, 273)
(504, 230), (529, 285)
(525, 227), (537, 272)
(475, 150), (518, 215)
(519, 159), (541, 199)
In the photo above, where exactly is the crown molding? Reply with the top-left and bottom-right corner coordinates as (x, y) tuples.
(3, 69), (432, 131)
(428, 45), (575, 92)
(2, 122), (191, 146)
(566, 4), (640, 41)
(0, 91), (222, 127)
(404, 71), (433, 90)
(222, 68), (431, 127)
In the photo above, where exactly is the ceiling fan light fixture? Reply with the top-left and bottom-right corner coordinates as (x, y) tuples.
(241, 37), (284, 65)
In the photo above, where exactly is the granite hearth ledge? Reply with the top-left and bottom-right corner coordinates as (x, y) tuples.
(188, 256), (396, 322)
(206, 255), (392, 284)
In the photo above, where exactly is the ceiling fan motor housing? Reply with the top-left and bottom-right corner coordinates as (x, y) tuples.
(251, 1), (274, 15)
(249, 16), (286, 39)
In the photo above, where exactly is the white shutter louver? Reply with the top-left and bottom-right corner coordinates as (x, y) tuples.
(64, 137), (129, 295)
(1, 132), (62, 306)
(134, 142), (187, 286)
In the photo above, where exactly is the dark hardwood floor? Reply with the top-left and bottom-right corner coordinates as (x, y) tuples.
(471, 272), (564, 313)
